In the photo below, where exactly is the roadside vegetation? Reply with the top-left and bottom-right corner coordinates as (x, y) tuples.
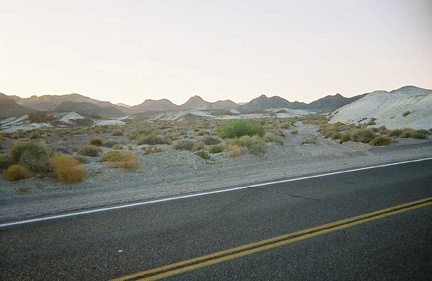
(0, 115), (430, 184)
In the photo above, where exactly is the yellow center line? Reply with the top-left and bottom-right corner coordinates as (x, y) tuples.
(112, 197), (432, 281)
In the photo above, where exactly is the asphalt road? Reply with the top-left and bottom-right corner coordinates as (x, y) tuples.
(1, 159), (431, 280)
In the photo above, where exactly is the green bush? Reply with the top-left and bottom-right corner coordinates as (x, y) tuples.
(388, 129), (403, 137)
(217, 120), (264, 139)
(9, 142), (53, 172)
(291, 130), (299, 135)
(171, 139), (196, 151)
(370, 135), (392, 146)
(195, 150), (211, 161)
(78, 145), (101, 157)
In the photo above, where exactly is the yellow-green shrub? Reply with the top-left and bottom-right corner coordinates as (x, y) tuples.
(51, 155), (86, 183)
(3, 164), (31, 181)
(101, 151), (141, 171)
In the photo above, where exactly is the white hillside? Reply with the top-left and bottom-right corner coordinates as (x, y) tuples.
(329, 86), (432, 130)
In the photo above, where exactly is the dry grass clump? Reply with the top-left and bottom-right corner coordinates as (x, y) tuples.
(227, 136), (267, 156)
(142, 146), (163, 155)
(399, 128), (428, 139)
(263, 131), (284, 145)
(9, 141), (53, 172)
(138, 134), (170, 145)
(171, 139), (197, 151)
(78, 145), (101, 157)
(51, 155), (86, 183)
(370, 135), (392, 146)
(200, 136), (222, 145)
(209, 144), (224, 154)
(101, 151), (141, 171)
(301, 134), (319, 145)
(350, 129), (376, 143)
(111, 130), (124, 136)
(3, 164), (31, 181)
(103, 140), (120, 148)
(226, 144), (247, 158)
(89, 137), (103, 146)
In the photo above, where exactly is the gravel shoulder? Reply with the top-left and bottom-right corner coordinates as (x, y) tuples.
(1, 123), (432, 223)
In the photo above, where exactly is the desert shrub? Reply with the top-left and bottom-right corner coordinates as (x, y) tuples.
(89, 137), (103, 146)
(402, 111), (411, 117)
(103, 140), (119, 148)
(416, 129), (431, 135)
(51, 155), (86, 183)
(350, 129), (376, 143)
(200, 136), (222, 145)
(78, 145), (101, 157)
(9, 142), (53, 172)
(301, 134), (319, 145)
(339, 133), (351, 144)
(112, 144), (123, 150)
(217, 120), (264, 139)
(3, 164), (31, 181)
(101, 151), (141, 171)
(171, 139), (196, 151)
(226, 144), (247, 158)
(0, 153), (13, 171)
(209, 144), (224, 154)
(111, 130), (124, 136)
(195, 150), (211, 161)
(388, 129), (403, 137)
(138, 134), (170, 145)
(142, 146), (163, 155)
(370, 135), (392, 146)
(192, 141), (206, 152)
(263, 132), (283, 145)
(128, 131), (141, 140)
(227, 136), (267, 156)
(399, 128), (428, 139)
(330, 131), (342, 140)
(291, 130), (299, 135)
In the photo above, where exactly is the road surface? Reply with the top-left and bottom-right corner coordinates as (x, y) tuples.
(1, 159), (431, 280)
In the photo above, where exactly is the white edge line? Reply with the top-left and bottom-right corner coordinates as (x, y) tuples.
(1, 157), (432, 228)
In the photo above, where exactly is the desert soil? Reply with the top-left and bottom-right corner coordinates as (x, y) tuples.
(1, 122), (431, 223)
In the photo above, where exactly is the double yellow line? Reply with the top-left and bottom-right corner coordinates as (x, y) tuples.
(113, 197), (432, 281)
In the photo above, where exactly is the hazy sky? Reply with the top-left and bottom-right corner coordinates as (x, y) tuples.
(1, 0), (431, 106)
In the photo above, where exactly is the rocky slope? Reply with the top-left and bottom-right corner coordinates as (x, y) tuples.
(329, 86), (432, 130)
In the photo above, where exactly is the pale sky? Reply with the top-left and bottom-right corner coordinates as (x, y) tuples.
(1, 0), (431, 106)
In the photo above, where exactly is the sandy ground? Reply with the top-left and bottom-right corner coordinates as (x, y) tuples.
(1, 123), (432, 223)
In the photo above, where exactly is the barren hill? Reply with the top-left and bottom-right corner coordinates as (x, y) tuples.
(329, 86), (432, 130)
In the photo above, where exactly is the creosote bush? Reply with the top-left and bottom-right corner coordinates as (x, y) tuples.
(171, 139), (196, 151)
(9, 141), (53, 172)
(350, 129), (376, 143)
(51, 155), (86, 183)
(138, 135), (170, 145)
(195, 150), (211, 161)
(3, 164), (31, 181)
(78, 145), (101, 157)
(101, 151), (141, 171)
(217, 120), (264, 139)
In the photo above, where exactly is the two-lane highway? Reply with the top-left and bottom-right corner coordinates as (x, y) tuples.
(1, 159), (431, 280)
